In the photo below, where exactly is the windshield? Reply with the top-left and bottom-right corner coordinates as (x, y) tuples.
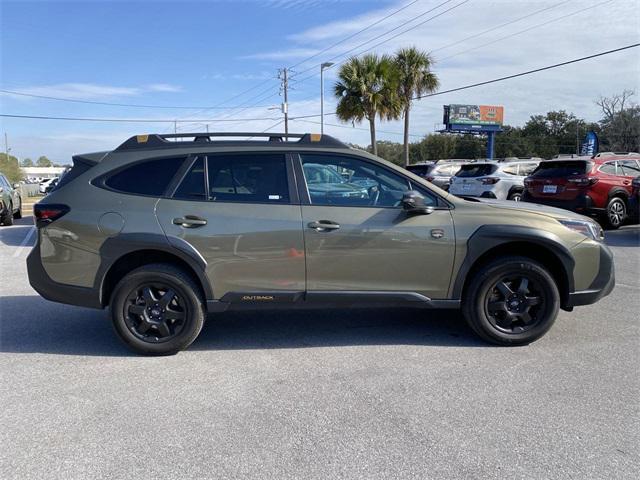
(456, 164), (497, 177)
(530, 161), (591, 178)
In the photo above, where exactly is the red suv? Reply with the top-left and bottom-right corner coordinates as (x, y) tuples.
(522, 153), (640, 229)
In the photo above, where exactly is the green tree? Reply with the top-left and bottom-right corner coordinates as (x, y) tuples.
(334, 54), (400, 156)
(394, 47), (439, 167)
(0, 153), (23, 184)
(36, 155), (52, 167)
(21, 158), (34, 167)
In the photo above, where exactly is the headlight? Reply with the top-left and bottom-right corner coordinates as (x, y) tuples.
(558, 219), (604, 241)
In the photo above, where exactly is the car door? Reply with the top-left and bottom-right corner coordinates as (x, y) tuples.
(155, 153), (305, 300)
(296, 152), (455, 299)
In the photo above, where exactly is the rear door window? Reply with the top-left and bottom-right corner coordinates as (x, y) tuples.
(104, 157), (185, 196)
(207, 153), (290, 203)
(501, 164), (519, 175)
(174, 157), (206, 200)
(406, 165), (433, 176)
(531, 161), (591, 178)
(456, 164), (497, 177)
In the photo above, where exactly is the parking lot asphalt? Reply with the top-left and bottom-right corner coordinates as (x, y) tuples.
(1, 215), (639, 480)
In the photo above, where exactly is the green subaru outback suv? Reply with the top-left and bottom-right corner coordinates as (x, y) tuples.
(27, 133), (614, 355)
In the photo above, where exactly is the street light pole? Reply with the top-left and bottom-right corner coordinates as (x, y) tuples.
(320, 62), (334, 135)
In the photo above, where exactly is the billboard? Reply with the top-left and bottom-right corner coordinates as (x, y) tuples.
(446, 104), (504, 126)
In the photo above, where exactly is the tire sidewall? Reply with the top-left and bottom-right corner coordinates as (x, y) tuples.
(110, 267), (204, 355)
(464, 258), (560, 345)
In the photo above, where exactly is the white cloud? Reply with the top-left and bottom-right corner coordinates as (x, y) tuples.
(3, 82), (184, 100)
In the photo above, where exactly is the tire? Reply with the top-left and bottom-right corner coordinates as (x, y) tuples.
(462, 256), (560, 346)
(604, 197), (626, 230)
(110, 263), (205, 355)
(2, 203), (14, 226)
(13, 199), (22, 219)
(507, 190), (523, 202)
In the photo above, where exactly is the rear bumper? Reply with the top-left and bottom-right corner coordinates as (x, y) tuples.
(27, 236), (103, 309)
(522, 192), (603, 215)
(565, 243), (615, 308)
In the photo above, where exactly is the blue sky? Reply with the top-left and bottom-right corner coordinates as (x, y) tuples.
(1, 0), (639, 163)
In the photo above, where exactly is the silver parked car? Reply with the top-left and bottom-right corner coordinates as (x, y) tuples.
(449, 160), (540, 201)
(407, 160), (468, 190)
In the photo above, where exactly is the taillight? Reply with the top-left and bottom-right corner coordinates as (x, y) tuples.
(479, 177), (500, 185)
(568, 176), (598, 186)
(33, 204), (70, 228)
(425, 175), (435, 182)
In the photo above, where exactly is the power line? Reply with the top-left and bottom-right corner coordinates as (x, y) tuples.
(290, 0), (469, 87)
(414, 43), (640, 99)
(291, 117), (422, 138)
(288, 0), (422, 69)
(0, 88), (274, 110)
(429, 0), (572, 55)
(438, 0), (614, 63)
(0, 114), (281, 123)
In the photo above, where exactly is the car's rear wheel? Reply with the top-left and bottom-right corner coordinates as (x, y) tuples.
(507, 190), (522, 201)
(2, 202), (14, 226)
(605, 197), (626, 229)
(110, 264), (205, 355)
(462, 256), (559, 346)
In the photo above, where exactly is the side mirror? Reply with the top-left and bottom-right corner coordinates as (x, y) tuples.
(402, 190), (434, 215)
(13, 183), (21, 189)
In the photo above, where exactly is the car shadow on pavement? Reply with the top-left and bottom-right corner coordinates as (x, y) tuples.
(604, 225), (640, 247)
(0, 225), (35, 247)
(0, 296), (482, 356)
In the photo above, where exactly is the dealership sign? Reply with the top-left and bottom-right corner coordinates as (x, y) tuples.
(580, 130), (599, 156)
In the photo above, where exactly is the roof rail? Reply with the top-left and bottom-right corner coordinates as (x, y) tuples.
(114, 132), (348, 151)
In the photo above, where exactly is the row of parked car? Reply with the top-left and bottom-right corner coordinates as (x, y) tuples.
(408, 152), (640, 229)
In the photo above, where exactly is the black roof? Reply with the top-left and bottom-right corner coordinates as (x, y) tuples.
(114, 132), (348, 151)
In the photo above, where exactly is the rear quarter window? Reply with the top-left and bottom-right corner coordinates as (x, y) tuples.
(103, 157), (185, 196)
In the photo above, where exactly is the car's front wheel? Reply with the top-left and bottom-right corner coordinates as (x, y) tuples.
(1, 202), (14, 226)
(110, 264), (205, 355)
(462, 256), (560, 346)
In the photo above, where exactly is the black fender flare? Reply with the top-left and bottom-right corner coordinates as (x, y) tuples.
(607, 188), (629, 204)
(450, 224), (575, 299)
(95, 233), (213, 304)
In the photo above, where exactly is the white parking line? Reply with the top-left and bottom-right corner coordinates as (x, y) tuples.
(617, 283), (640, 290)
(12, 225), (36, 258)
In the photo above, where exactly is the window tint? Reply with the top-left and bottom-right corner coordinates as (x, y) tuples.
(599, 162), (617, 175)
(207, 154), (289, 203)
(105, 157), (184, 196)
(456, 164), (497, 177)
(0, 175), (9, 188)
(531, 161), (591, 178)
(300, 153), (428, 207)
(620, 160), (640, 176)
(174, 157), (206, 200)
(406, 164), (433, 176)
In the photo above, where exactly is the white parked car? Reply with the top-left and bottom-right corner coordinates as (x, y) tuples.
(449, 160), (540, 201)
(39, 177), (58, 194)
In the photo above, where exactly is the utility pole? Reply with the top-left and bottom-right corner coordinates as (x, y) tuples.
(320, 62), (334, 135)
(4, 132), (10, 162)
(279, 68), (289, 137)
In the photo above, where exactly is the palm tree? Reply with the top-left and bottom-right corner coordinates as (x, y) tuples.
(395, 47), (439, 166)
(334, 54), (401, 156)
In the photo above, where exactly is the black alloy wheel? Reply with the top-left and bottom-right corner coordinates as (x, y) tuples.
(110, 264), (205, 355)
(124, 283), (187, 343)
(463, 256), (560, 346)
(485, 275), (543, 334)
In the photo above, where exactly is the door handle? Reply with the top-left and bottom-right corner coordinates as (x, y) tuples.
(307, 220), (340, 232)
(173, 215), (207, 228)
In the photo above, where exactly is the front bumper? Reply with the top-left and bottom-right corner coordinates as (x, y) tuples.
(27, 235), (103, 309)
(565, 243), (615, 308)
